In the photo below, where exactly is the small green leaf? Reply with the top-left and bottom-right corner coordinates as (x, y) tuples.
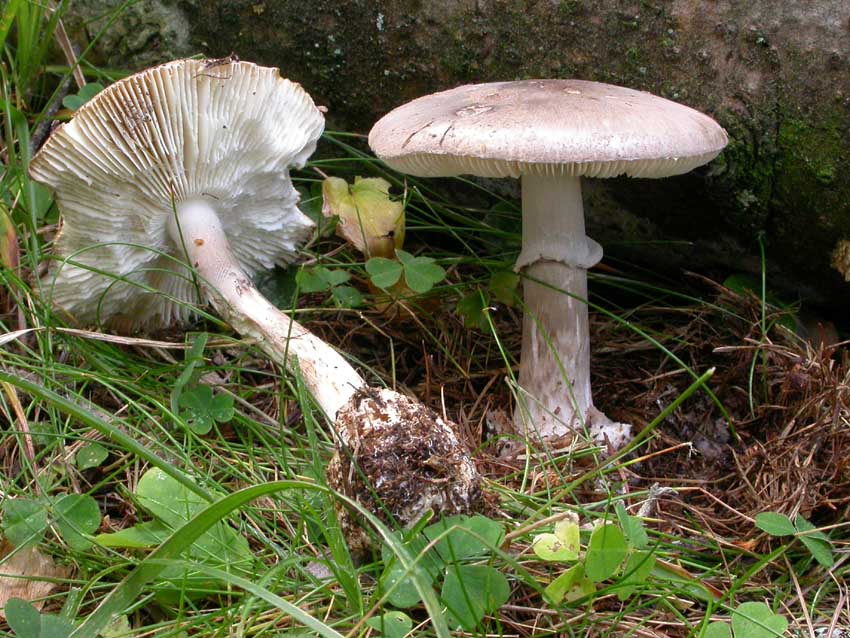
(754, 512), (796, 537)
(703, 621), (733, 638)
(616, 550), (655, 600)
(396, 250), (445, 294)
(442, 564), (509, 631)
(423, 514), (505, 562)
(543, 563), (594, 605)
(324, 268), (351, 288)
(61, 82), (103, 111)
(366, 257), (403, 289)
(331, 285), (364, 308)
(1, 499), (48, 547)
(75, 442), (109, 470)
(532, 516), (580, 562)
(585, 523), (628, 583)
(794, 516), (834, 567)
(297, 266), (331, 293)
(553, 517), (581, 552)
(62, 95), (85, 111)
(208, 393), (235, 422)
(365, 611), (413, 638)
(731, 601), (788, 638)
(4, 598), (74, 638)
(456, 290), (489, 330)
(4, 598), (42, 637)
(532, 533), (576, 562)
(615, 502), (649, 550)
(53, 494), (100, 550)
(488, 270), (518, 306)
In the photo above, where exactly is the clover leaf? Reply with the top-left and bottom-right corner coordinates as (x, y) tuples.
(178, 385), (234, 435)
(532, 515), (580, 562)
(367, 250), (445, 295)
(61, 82), (104, 111)
(297, 266), (363, 308)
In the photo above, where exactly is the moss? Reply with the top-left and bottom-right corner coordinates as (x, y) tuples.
(769, 113), (850, 276)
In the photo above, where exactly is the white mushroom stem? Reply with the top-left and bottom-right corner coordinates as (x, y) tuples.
(514, 174), (628, 446)
(167, 198), (366, 418)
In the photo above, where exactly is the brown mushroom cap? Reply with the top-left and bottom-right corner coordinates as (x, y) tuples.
(368, 79), (728, 179)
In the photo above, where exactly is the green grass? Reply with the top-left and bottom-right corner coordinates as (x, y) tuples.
(1, 4), (848, 638)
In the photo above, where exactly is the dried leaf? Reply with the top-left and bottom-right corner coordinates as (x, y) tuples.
(322, 176), (404, 258)
(0, 205), (18, 270)
(0, 539), (70, 618)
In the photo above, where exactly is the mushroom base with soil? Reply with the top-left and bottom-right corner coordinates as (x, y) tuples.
(171, 198), (483, 547)
(326, 388), (482, 556)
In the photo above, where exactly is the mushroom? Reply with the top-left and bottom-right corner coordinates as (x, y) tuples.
(369, 80), (728, 446)
(30, 58), (481, 542)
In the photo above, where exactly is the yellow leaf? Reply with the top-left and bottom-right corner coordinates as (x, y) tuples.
(0, 205), (18, 270)
(321, 176), (404, 258)
(0, 539), (70, 618)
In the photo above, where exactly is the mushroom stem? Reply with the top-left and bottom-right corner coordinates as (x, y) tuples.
(168, 198), (366, 418)
(514, 174), (606, 440)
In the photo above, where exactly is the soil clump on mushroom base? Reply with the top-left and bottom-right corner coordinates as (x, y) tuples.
(328, 387), (483, 556)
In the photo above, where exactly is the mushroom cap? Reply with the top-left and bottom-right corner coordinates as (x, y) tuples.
(368, 80), (728, 179)
(31, 58), (325, 329)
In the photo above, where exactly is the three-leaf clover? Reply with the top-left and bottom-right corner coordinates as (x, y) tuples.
(62, 82), (104, 111)
(367, 249), (445, 294)
(178, 385), (234, 435)
(379, 515), (509, 632)
(705, 602), (788, 638)
(1, 494), (100, 550)
(4, 598), (74, 638)
(533, 507), (656, 606)
(755, 511), (834, 567)
(297, 265), (363, 308)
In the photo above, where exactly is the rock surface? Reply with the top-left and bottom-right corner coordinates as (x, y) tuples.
(64, 0), (850, 317)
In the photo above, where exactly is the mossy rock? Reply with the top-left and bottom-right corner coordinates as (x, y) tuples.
(63, 0), (850, 318)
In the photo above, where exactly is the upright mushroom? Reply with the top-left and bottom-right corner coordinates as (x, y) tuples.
(369, 80), (728, 446)
(30, 58), (481, 544)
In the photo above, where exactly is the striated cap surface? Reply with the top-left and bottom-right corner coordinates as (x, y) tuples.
(369, 80), (728, 180)
(31, 58), (325, 329)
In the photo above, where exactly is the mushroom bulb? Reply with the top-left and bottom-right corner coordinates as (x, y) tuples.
(30, 58), (482, 545)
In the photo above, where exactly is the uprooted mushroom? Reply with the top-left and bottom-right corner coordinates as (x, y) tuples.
(29, 58), (481, 545)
